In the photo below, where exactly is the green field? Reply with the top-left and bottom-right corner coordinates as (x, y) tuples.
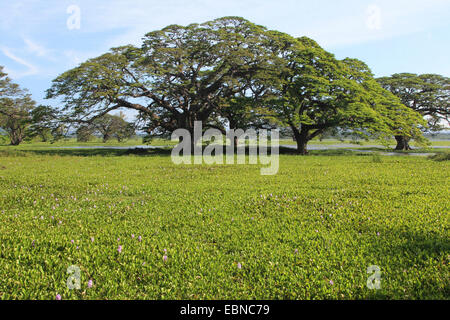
(0, 145), (448, 300)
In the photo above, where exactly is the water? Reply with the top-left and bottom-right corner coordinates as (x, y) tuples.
(51, 145), (167, 150)
(50, 144), (447, 156)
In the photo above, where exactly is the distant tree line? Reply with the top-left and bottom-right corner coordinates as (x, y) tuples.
(0, 65), (135, 144)
(76, 112), (135, 142)
(1, 17), (449, 152)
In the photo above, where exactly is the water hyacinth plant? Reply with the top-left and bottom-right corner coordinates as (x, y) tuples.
(0, 146), (447, 300)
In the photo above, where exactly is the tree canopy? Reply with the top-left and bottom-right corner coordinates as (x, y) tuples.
(27, 105), (66, 142)
(0, 66), (36, 145)
(91, 112), (135, 142)
(262, 36), (425, 153)
(377, 73), (449, 149)
(46, 17), (428, 154)
(47, 17), (275, 148)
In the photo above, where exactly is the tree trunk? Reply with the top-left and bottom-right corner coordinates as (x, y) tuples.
(10, 140), (21, 146)
(10, 136), (21, 145)
(292, 125), (309, 155)
(394, 136), (412, 150)
(296, 137), (308, 155)
(191, 138), (197, 155)
(40, 133), (48, 142)
(228, 119), (238, 151)
(178, 134), (198, 155)
(9, 131), (22, 146)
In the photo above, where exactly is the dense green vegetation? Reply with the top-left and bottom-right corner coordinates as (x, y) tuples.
(2, 136), (449, 148)
(0, 15), (448, 301)
(2, 17), (448, 155)
(377, 73), (449, 150)
(44, 17), (429, 154)
(0, 146), (448, 299)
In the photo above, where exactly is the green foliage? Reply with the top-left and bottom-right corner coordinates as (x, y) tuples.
(0, 132), (9, 145)
(75, 112), (135, 143)
(0, 66), (37, 145)
(371, 153), (383, 163)
(27, 105), (63, 142)
(0, 148), (448, 299)
(376, 73), (450, 150)
(45, 19), (430, 154)
(429, 153), (450, 162)
(260, 36), (426, 154)
(46, 17), (273, 140)
(91, 112), (135, 143)
(377, 73), (450, 131)
(76, 125), (95, 142)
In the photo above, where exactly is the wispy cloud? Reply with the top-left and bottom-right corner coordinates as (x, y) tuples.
(0, 47), (38, 78)
(23, 38), (50, 57)
(0, 0), (449, 103)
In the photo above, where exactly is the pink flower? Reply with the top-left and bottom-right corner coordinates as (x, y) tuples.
(88, 280), (93, 288)
(131, 234), (135, 239)
(294, 249), (298, 254)
(237, 262), (242, 269)
(56, 294), (61, 300)
(118, 245), (122, 253)
(329, 280), (334, 285)
(71, 240), (74, 244)
(91, 237), (94, 242)
(138, 236), (142, 242)
(163, 255), (168, 262)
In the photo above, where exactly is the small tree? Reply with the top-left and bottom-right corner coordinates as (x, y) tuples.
(28, 105), (61, 142)
(76, 125), (95, 142)
(0, 66), (36, 145)
(91, 113), (135, 143)
(113, 122), (135, 142)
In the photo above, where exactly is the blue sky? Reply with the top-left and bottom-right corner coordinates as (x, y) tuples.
(1, 0), (449, 117)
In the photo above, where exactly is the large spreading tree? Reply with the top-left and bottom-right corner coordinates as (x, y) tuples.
(46, 17), (427, 154)
(377, 73), (450, 150)
(46, 17), (274, 149)
(0, 66), (36, 145)
(262, 35), (425, 154)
